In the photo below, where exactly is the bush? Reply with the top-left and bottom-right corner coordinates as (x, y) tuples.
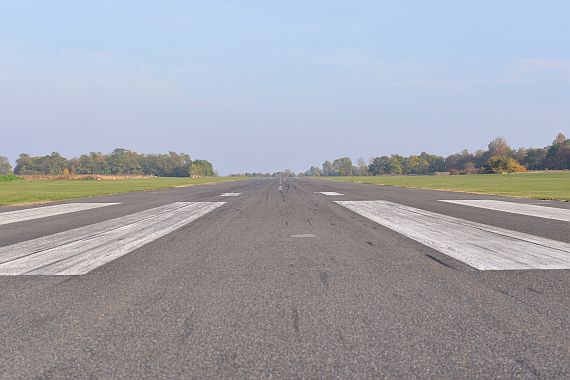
(484, 156), (526, 174)
(0, 175), (25, 182)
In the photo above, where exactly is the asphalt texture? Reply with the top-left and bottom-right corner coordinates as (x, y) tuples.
(1, 178), (569, 379)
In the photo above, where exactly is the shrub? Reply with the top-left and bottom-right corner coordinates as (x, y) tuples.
(0, 175), (25, 182)
(484, 156), (526, 174)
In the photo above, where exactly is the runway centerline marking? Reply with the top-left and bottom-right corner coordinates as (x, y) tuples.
(0, 203), (120, 226)
(291, 234), (317, 238)
(316, 192), (343, 196)
(221, 193), (241, 197)
(278, 186), (283, 191)
(337, 200), (570, 270)
(440, 199), (570, 222)
(0, 202), (225, 275)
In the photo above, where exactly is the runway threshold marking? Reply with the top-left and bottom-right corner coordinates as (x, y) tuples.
(0, 203), (120, 226)
(315, 192), (343, 196)
(337, 200), (570, 270)
(221, 193), (241, 197)
(440, 200), (570, 222)
(0, 202), (225, 275)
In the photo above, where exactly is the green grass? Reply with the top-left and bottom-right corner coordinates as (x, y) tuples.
(0, 177), (248, 207)
(315, 172), (570, 201)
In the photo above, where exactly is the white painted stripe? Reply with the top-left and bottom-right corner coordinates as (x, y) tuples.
(0, 203), (120, 226)
(0, 202), (225, 275)
(221, 193), (241, 197)
(336, 200), (570, 270)
(440, 200), (570, 222)
(291, 234), (317, 238)
(316, 192), (343, 196)
(278, 186), (283, 191)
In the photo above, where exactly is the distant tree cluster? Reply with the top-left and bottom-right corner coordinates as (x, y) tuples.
(229, 169), (296, 178)
(302, 133), (569, 176)
(12, 149), (214, 177)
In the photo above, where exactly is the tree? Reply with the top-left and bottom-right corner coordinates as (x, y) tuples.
(311, 166), (321, 176)
(14, 153), (33, 175)
(386, 155), (403, 175)
(75, 154), (94, 174)
(513, 147), (526, 164)
(91, 152), (108, 175)
(521, 148), (547, 170)
(419, 152), (445, 173)
(357, 157), (368, 176)
(322, 161), (334, 176)
(48, 152), (67, 175)
(12, 149), (216, 177)
(487, 136), (510, 157)
(0, 156), (12, 175)
(303, 166), (322, 176)
(555, 146), (570, 169)
(369, 156), (390, 175)
(193, 159), (214, 176)
(545, 133), (570, 170)
(332, 157), (353, 176)
(108, 148), (129, 174)
(553, 133), (567, 146)
(409, 155), (429, 174)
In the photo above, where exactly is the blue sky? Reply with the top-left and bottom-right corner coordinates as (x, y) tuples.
(1, 1), (568, 175)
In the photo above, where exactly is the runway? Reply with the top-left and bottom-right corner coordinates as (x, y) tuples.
(1, 178), (569, 378)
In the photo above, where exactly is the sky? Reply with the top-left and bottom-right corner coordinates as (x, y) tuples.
(1, 1), (569, 175)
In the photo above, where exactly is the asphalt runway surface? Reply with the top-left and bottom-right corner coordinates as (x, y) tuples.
(1, 178), (569, 378)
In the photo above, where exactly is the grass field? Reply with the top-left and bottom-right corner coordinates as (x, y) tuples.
(317, 172), (570, 202)
(0, 177), (248, 207)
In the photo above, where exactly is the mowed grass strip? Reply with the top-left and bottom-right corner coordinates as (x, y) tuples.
(317, 172), (570, 201)
(0, 177), (248, 207)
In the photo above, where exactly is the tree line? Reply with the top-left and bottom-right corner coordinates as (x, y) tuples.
(2, 149), (215, 177)
(229, 169), (297, 178)
(301, 133), (570, 176)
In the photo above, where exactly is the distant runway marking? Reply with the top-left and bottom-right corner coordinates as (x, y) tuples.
(316, 192), (343, 196)
(221, 193), (241, 197)
(291, 234), (317, 238)
(0, 202), (225, 275)
(440, 200), (570, 222)
(0, 203), (120, 226)
(337, 200), (570, 270)
(278, 186), (283, 191)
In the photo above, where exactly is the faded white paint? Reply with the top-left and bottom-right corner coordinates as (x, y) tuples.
(220, 193), (241, 197)
(440, 199), (570, 222)
(315, 192), (343, 196)
(0, 202), (225, 275)
(291, 234), (317, 238)
(278, 186), (283, 191)
(337, 200), (570, 270)
(0, 203), (120, 226)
